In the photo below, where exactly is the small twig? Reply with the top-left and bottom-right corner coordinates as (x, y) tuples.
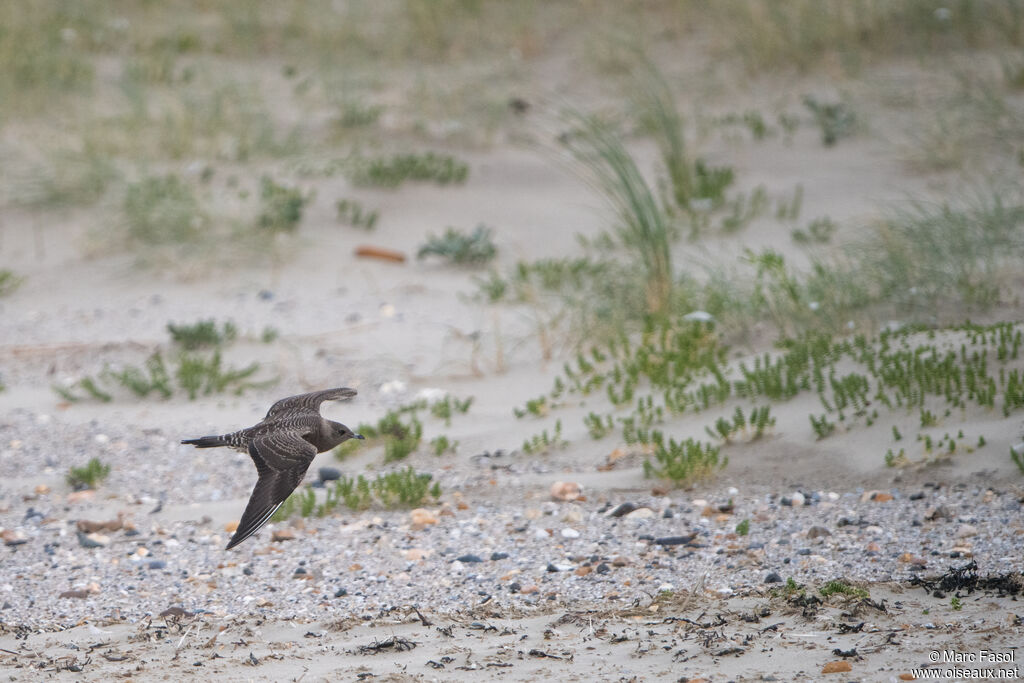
(175, 622), (194, 650)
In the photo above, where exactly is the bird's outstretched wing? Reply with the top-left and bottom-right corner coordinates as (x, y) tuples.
(262, 387), (358, 422)
(226, 432), (317, 550)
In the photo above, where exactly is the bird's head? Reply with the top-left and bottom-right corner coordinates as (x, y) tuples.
(330, 421), (364, 444)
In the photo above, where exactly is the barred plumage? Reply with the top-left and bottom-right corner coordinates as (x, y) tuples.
(181, 387), (364, 549)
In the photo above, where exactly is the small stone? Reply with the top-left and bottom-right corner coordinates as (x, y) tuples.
(59, 589), (91, 600)
(925, 505), (952, 521)
(318, 467), (342, 482)
(898, 552), (926, 567)
(821, 660), (852, 674)
(33, 484), (50, 496)
(550, 481), (583, 502)
(574, 566), (592, 577)
(955, 524), (978, 539)
(560, 528), (580, 539)
(861, 490), (893, 503)
(410, 508), (438, 526)
(611, 556), (631, 567)
(404, 548), (430, 561)
(865, 542), (881, 553)
(456, 554), (483, 563)
(764, 572), (783, 584)
(1, 530), (27, 547)
(796, 548), (811, 556)
(806, 525), (831, 539)
(271, 529), (296, 543)
(225, 520), (239, 533)
(624, 507), (655, 520)
(533, 527), (551, 539)
(67, 490), (95, 504)
(596, 563), (611, 574)
(909, 491), (926, 500)
(561, 505), (584, 523)
(606, 502), (639, 518)
(520, 584), (539, 594)
(490, 552), (509, 561)
(655, 534), (696, 546)
(147, 560), (167, 570)
(791, 492), (806, 507)
(77, 531), (110, 548)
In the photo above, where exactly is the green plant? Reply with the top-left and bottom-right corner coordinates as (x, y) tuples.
(347, 151), (469, 187)
(642, 432), (724, 487)
(0, 270), (24, 297)
(335, 100), (383, 129)
(430, 435), (457, 456)
(257, 176), (310, 233)
(791, 216), (836, 244)
(522, 420), (567, 455)
(261, 326), (279, 343)
(819, 580), (869, 600)
(336, 198), (379, 230)
(802, 96), (856, 147)
(66, 458), (111, 491)
(429, 395), (473, 426)
(166, 319), (237, 350)
(735, 519), (750, 536)
(562, 113), (675, 317)
(123, 174), (206, 246)
(371, 467), (439, 507)
(105, 352), (173, 399)
(951, 596), (963, 611)
(417, 224), (497, 265)
(1012, 445), (1024, 474)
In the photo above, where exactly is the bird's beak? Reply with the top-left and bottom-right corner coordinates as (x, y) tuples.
(354, 433), (365, 440)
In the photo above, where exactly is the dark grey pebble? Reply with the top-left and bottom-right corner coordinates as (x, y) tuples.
(456, 554), (484, 563)
(76, 531), (105, 549)
(796, 548), (811, 556)
(147, 560), (167, 570)
(509, 582), (521, 593)
(546, 563), (563, 572)
(243, 566), (254, 576)
(294, 567), (307, 575)
(606, 502), (639, 518)
(807, 525), (831, 539)
(909, 491), (926, 500)
(655, 535), (697, 546)
(747, 542), (765, 550)
(780, 497), (792, 507)
(334, 587), (348, 597)
(318, 467), (342, 482)
(258, 290), (274, 301)
(662, 509), (673, 518)
(596, 563), (610, 574)
(490, 552), (509, 561)
(764, 572), (783, 583)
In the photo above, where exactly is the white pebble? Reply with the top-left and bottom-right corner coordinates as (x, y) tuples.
(94, 434), (109, 444)
(533, 528), (551, 539)
(560, 528), (580, 539)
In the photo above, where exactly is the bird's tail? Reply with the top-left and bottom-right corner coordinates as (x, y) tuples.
(181, 434), (230, 449)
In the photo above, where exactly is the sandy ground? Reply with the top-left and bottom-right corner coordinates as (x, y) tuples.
(2, 18), (1024, 682)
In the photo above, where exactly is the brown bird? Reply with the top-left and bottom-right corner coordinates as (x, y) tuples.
(181, 387), (364, 549)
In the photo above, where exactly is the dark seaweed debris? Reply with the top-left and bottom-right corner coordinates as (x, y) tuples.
(909, 561), (1024, 597)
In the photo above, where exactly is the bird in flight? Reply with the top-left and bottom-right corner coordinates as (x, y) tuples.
(181, 387), (364, 549)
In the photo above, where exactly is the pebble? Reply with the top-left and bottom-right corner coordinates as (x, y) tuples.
(490, 552), (509, 561)
(334, 587), (348, 597)
(456, 554), (483, 563)
(533, 528), (551, 539)
(560, 528), (580, 539)
(550, 481), (582, 502)
(596, 563), (611, 574)
(806, 525), (831, 539)
(318, 467), (342, 482)
(272, 529), (296, 542)
(791, 492), (806, 507)
(147, 560), (166, 570)
(624, 507), (655, 520)
(606, 502), (640, 518)
(764, 572), (783, 583)
(1, 530), (27, 546)
(955, 523), (978, 539)
(77, 531), (110, 548)
(655, 534), (696, 546)
(410, 508), (438, 526)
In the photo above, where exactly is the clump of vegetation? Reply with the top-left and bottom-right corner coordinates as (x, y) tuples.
(642, 432), (724, 487)
(430, 435), (457, 456)
(735, 519), (750, 536)
(705, 405), (775, 443)
(257, 176), (311, 233)
(336, 198), (379, 230)
(418, 224), (497, 265)
(791, 216), (836, 244)
(336, 395), (472, 461)
(803, 96), (856, 146)
(167, 319), (237, 349)
(273, 468), (440, 521)
(0, 269), (24, 297)
(819, 579), (870, 600)
(348, 151), (469, 188)
(335, 100), (383, 130)
(429, 395), (473, 426)
(66, 458), (111, 491)
(123, 174), (206, 246)
(521, 419), (567, 454)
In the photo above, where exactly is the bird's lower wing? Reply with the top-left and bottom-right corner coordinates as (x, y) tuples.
(226, 434), (316, 550)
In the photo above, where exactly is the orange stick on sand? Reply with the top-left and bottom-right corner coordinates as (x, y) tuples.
(354, 245), (407, 263)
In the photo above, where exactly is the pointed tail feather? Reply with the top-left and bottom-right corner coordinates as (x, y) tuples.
(181, 435), (229, 448)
